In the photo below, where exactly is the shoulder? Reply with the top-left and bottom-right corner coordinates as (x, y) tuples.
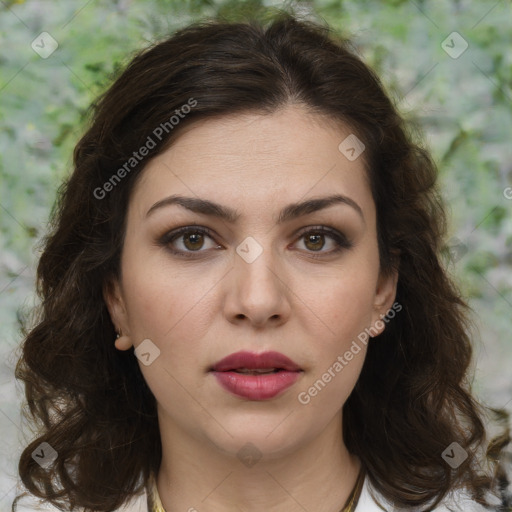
(355, 475), (501, 512)
(12, 489), (148, 512)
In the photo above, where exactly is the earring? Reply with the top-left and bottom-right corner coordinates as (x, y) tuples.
(115, 328), (132, 351)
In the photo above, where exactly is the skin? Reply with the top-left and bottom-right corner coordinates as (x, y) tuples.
(104, 105), (398, 512)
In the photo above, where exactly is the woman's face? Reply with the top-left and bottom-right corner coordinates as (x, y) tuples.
(105, 105), (397, 459)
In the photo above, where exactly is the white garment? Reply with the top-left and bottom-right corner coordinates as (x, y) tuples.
(14, 476), (496, 511)
(354, 476), (494, 511)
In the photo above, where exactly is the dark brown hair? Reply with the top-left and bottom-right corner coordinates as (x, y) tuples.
(14, 12), (511, 512)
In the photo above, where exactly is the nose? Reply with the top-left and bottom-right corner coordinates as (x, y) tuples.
(223, 237), (291, 328)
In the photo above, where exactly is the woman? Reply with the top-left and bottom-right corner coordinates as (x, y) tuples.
(13, 12), (512, 512)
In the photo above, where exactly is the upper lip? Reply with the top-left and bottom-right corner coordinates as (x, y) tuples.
(210, 351), (302, 372)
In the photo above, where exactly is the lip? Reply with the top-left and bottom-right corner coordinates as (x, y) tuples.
(211, 350), (302, 372)
(210, 351), (303, 400)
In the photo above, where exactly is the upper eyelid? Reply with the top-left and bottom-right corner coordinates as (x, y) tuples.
(162, 224), (349, 247)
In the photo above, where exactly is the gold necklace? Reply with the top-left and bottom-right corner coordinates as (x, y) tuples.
(147, 465), (365, 512)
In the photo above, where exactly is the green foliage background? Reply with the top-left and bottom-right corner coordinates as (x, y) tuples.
(0, 0), (511, 504)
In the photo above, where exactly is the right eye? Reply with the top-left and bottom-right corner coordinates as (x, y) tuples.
(159, 226), (222, 257)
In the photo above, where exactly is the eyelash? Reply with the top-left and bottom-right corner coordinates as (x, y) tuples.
(158, 225), (353, 259)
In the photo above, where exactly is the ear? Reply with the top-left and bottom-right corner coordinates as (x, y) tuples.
(103, 276), (133, 350)
(370, 263), (399, 337)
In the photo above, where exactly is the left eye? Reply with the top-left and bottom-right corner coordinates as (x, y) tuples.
(294, 226), (353, 257)
(159, 226), (352, 258)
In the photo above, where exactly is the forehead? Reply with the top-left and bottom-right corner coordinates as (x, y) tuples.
(129, 106), (375, 224)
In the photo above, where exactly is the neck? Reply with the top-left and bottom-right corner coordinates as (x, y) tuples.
(156, 409), (361, 512)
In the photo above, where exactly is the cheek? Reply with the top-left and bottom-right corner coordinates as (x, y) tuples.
(294, 279), (373, 415)
(119, 258), (217, 414)
(291, 259), (377, 408)
(120, 245), (221, 375)
(298, 261), (378, 344)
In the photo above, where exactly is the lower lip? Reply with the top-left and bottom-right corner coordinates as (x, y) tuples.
(211, 370), (302, 400)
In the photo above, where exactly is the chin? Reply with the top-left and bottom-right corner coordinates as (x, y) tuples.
(203, 417), (312, 461)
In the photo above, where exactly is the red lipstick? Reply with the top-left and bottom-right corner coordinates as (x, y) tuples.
(210, 351), (303, 400)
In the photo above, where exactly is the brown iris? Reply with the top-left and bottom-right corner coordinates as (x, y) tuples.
(304, 232), (325, 251)
(183, 232), (205, 251)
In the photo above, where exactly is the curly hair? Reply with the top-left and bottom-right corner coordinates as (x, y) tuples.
(13, 12), (511, 512)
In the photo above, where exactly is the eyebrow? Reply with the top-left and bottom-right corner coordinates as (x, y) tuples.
(146, 193), (364, 224)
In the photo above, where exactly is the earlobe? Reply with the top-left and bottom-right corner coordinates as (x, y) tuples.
(115, 329), (133, 351)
